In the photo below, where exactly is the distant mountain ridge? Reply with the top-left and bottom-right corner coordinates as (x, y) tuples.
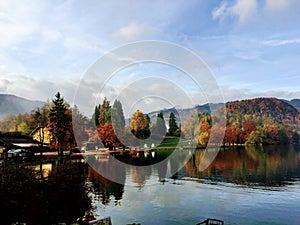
(0, 94), (44, 119)
(0, 93), (299, 126)
(282, 99), (300, 110)
(147, 98), (300, 130)
(147, 103), (224, 125)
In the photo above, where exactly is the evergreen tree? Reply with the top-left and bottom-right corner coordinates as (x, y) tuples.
(111, 99), (126, 147)
(112, 99), (125, 129)
(152, 111), (167, 137)
(99, 97), (111, 126)
(93, 105), (100, 126)
(168, 112), (179, 136)
(49, 92), (71, 156)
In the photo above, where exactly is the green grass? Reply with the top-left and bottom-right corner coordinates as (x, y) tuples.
(140, 136), (191, 149)
(156, 136), (181, 148)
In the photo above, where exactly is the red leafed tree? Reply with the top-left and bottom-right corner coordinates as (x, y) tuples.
(224, 124), (240, 145)
(97, 122), (122, 150)
(86, 129), (99, 143)
(241, 119), (257, 143)
(264, 125), (279, 144)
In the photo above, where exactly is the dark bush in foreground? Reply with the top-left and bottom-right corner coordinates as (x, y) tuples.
(0, 162), (92, 225)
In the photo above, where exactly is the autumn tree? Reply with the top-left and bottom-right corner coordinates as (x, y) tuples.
(168, 112), (180, 136)
(49, 92), (73, 155)
(197, 115), (211, 146)
(245, 128), (265, 146)
(96, 98), (125, 149)
(182, 113), (199, 143)
(0, 113), (32, 134)
(97, 122), (122, 149)
(30, 102), (52, 129)
(241, 119), (257, 143)
(130, 110), (150, 140)
(72, 105), (89, 147)
(0, 114), (17, 132)
(224, 124), (240, 145)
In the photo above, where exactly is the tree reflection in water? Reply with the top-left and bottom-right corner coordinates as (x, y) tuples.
(87, 166), (124, 205)
(184, 145), (300, 187)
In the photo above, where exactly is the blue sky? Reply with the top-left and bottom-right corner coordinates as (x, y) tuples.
(0, 0), (300, 115)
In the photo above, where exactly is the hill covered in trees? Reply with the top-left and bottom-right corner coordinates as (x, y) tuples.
(213, 98), (300, 146)
(225, 98), (299, 131)
(179, 97), (300, 147)
(0, 94), (44, 119)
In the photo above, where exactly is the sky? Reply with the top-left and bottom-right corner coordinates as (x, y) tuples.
(0, 0), (300, 116)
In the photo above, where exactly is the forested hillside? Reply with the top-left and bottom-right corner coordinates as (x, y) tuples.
(0, 94), (44, 119)
(222, 98), (300, 145)
(226, 98), (299, 131)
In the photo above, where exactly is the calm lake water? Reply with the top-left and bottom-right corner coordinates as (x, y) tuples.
(86, 145), (300, 225)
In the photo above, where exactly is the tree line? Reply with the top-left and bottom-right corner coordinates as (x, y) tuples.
(0, 94), (299, 151)
(87, 97), (181, 149)
(181, 112), (300, 147)
(0, 93), (182, 152)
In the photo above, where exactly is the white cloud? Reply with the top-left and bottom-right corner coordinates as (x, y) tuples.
(263, 38), (300, 46)
(42, 29), (63, 42)
(221, 86), (300, 102)
(212, 0), (257, 24)
(212, 2), (229, 22)
(233, 50), (263, 60)
(213, 0), (300, 25)
(112, 22), (162, 42)
(0, 79), (11, 92)
(0, 64), (6, 73)
(231, 0), (257, 24)
(0, 0), (43, 47)
(265, 0), (292, 11)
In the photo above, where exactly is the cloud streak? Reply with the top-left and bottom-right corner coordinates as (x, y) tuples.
(212, 0), (257, 24)
(112, 22), (162, 42)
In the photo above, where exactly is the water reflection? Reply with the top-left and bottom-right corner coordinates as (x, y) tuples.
(87, 166), (124, 205)
(87, 145), (300, 203)
(184, 145), (300, 186)
(88, 146), (300, 224)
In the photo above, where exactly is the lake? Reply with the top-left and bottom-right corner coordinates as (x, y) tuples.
(86, 145), (300, 225)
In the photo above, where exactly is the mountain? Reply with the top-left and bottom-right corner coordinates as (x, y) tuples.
(0, 94), (44, 119)
(281, 99), (300, 110)
(226, 97), (299, 119)
(225, 97), (300, 131)
(146, 98), (300, 130)
(147, 103), (224, 126)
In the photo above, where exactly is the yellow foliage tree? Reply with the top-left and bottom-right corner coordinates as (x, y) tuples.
(130, 110), (150, 139)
